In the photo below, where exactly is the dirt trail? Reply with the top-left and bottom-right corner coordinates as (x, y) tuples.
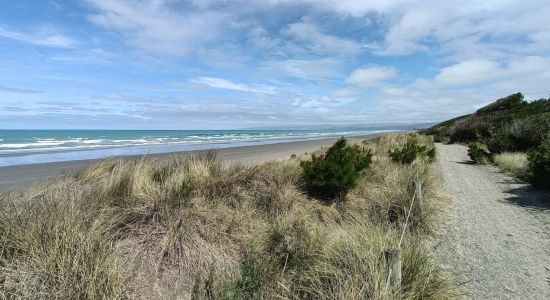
(433, 143), (550, 299)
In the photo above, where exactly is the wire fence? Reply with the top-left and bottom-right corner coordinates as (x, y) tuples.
(382, 179), (421, 296)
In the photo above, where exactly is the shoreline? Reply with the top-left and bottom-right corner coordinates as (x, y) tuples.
(0, 131), (400, 167)
(0, 135), (379, 191)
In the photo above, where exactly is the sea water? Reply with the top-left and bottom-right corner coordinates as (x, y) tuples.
(0, 129), (401, 166)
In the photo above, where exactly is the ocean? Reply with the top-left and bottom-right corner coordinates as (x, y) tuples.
(0, 129), (402, 167)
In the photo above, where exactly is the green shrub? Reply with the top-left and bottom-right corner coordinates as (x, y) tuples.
(300, 138), (372, 202)
(467, 142), (491, 164)
(433, 134), (450, 143)
(450, 128), (477, 143)
(527, 140), (550, 190)
(487, 114), (550, 153)
(424, 93), (550, 147)
(486, 132), (515, 154)
(450, 127), (477, 143)
(388, 139), (436, 164)
(476, 92), (526, 114)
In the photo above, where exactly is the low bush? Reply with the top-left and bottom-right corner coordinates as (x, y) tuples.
(476, 92), (526, 114)
(300, 138), (372, 202)
(450, 127), (477, 143)
(493, 152), (529, 180)
(467, 142), (491, 164)
(486, 132), (515, 154)
(0, 134), (456, 299)
(487, 115), (550, 153)
(527, 140), (550, 190)
(424, 93), (550, 148)
(433, 134), (450, 143)
(388, 139), (436, 164)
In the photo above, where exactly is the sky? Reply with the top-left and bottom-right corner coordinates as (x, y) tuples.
(0, 0), (549, 129)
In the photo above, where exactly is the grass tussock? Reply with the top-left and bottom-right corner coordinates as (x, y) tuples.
(0, 133), (457, 299)
(493, 152), (529, 180)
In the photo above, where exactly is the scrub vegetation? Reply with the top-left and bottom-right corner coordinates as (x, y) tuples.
(0, 133), (456, 299)
(423, 93), (550, 190)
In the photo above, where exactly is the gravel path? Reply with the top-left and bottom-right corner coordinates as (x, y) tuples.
(433, 143), (550, 299)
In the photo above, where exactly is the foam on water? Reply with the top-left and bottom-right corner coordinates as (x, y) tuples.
(0, 129), (405, 166)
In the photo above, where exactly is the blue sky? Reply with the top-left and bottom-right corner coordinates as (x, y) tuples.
(0, 0), (549, 129)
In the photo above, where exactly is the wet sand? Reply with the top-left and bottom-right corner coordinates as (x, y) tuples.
(0, 136), (372, 191)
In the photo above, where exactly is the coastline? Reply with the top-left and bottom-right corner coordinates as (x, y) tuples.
(0, 135), (378, 191)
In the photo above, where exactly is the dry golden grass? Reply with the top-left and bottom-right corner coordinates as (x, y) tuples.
(493, 152), (529, 180)
(0, 133), (457, 299)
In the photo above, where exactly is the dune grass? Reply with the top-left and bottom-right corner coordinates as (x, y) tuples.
(493, 152), (529, 180)
(0, 133), (457, 299)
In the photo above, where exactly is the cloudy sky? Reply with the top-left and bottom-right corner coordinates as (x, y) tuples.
(1, 0), (549, 129)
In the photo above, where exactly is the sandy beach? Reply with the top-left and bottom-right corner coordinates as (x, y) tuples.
(0, 136), (371, 191)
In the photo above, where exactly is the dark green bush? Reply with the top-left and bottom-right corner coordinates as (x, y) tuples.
(450, 127), (477, 143)
(388, 140), (436, 164)
(476, 92), (526, 114)
(433, 134), (450, 143)
(425, 147), (436, 161)
(300, 138), (372, 202)
(488, 114), (550, 153)
(424, 93), (550, 146)
(527, 140), (550, 190)
(467, 142), (490, 164)
(486, 131), (515, 154)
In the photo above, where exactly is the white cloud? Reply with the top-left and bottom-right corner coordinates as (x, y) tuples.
(346, 65), (398, 87)
(260, 58), (343, 80)
(248, 19), (362, 59)
(85, 0), (225, 56)
(282, 19), (361, 56)
(81, 0), (550, 61)
(375, 0), (550, 58)
(413, 56), (550, 89)
(0, 26), (75, 48)
(191, 77), (276, 94)
(383, 8), (442, 54)
(434, 59), (501, 86)
(330, 88), (361, 99)
(370, 55), (550, 122)
(5, 0), (550, 128)
(0, 85), (42, 94)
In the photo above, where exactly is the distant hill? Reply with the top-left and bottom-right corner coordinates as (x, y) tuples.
(245, 122), (435, 131)
(422, 92), (550, 153)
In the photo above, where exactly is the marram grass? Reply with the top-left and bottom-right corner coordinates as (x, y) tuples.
(0, 133), (458, 299)
(493, 152), (529, 180)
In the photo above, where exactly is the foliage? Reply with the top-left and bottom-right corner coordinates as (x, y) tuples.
(388, 139), (436, 164)
(424, 92), (550, 189)
(486, 114), (550, 153)
(0, 134), (457, 299)
(300, 137), (372, 202)
(433, 134), (450, 143)
(527, 139), (550, 190)
(467, 142), (491, 164)
(450, 127), (477, 142)
(476, 92), (526, 114)
(423, 93), (550, 153)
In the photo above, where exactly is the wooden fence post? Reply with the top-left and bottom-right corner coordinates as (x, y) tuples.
(384, 248), (402, 292)
(414, 180), (423, 216)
